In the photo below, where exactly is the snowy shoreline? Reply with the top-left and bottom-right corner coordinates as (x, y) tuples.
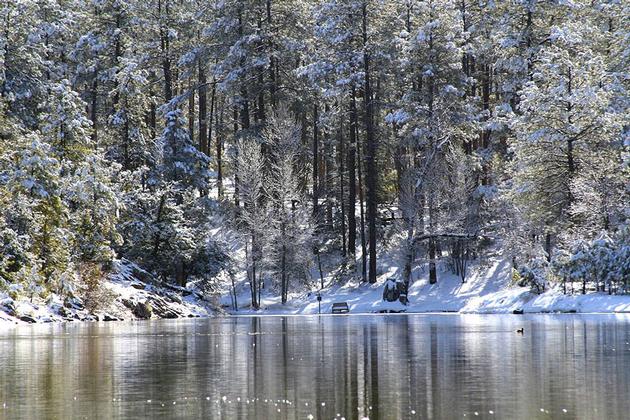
(3, 301), (630, 328)
(3, 258), (630, 328)
(222, 257), (630, 317)
(224, 289), (630, 317)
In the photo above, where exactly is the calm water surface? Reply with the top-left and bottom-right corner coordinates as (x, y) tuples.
(1, 314), (630, 419)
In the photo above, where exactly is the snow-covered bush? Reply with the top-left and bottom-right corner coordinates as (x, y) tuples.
(517, 257), (548, 294)
(552, 231), (629, 295)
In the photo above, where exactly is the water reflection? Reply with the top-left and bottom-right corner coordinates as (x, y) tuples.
(1, 314), (630, 419)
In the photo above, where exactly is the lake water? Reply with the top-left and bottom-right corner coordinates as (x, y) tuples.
(1, 314), (630, 419)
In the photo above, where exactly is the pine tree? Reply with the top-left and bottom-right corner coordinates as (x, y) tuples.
(510, 3), (625, 255)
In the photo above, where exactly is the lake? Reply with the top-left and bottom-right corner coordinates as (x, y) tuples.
(1, 314), (630, 419)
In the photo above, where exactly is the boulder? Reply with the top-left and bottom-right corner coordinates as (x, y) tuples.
(122, 298), (152, 319)
(1, 299), (17, 317)
(121, 298), (135, 311)
(131, 266), (154, 284)
(166, 293), (183, 304)
(162, 310), (179, 319)
(148, 295), (183, 319)
(58, 306), (72, 318)
(382, 279), (400, 302)
(19, 315), (37, 324)
(64, 296), (84, 310)
(133, 302), (152, 319)
(131, 282), (146, 290)
(102, 313), (118, 321)
(382, 278), (408, 304)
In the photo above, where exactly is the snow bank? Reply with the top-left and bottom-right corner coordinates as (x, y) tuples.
(226, 257), (630, 315)
(0, 259), (218, 327)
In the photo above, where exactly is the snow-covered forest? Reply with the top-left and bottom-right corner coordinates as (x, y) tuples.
(0, 0), (628, 317)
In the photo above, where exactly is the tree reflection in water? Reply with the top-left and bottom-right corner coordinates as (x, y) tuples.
(1, 314), (630, 419)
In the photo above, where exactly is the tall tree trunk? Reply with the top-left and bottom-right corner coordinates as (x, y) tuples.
(256, 67), (265, 124)
(324, 105), (333, 229)
(198, 62), (208, 155)
(362, 2), (378, 283)
(358, 128), (368, 283)
(216, 99), (223, 198)
(566, 68), (575, 210)
(266, 0), (277, 107)
(233, 107), (240, 206)
(208, 83), (216, 155)
(339, 112), (346, 257)
(159, 1), (172, 102)
(256, 15), (266, 123)
(237, 8), (250, 132)
(312, 103), (319, 218)
(240, 94), (250, 130)
(545, 232), (552, 262)
(124, 99), (130, 169)
(299, 110), (309, 193)
(151, 194), (167, 259)
(188, 78), (195, 143)
(148, 71), (157, 138)
(428, 196), (437, 285)
(347, 87), (358, 260)
(281, 219), (287, 303)
(251, 236), (258, 309)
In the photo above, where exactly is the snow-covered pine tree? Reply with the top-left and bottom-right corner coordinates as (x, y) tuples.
(510, 3), (625, 258)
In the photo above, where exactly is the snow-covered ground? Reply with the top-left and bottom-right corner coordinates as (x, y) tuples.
(4, 254), (630, 328)
(0, 260), (217, 328)
(223, 256), (630, 316)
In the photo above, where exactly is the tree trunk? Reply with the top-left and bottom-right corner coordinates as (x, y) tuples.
(251, 237), (259, 309)
(428, 238), (437, 285)
(257, 68), (266, 124)
(362, 2), (377, 284)
(339, 112), (346, 257)
(266, 0), (277, 108)
(358, 130), (368, 283)
(347, 87), (358, 261)
(188, 78), (195, 143)
(428, 196), (437, 285)
(231, 273), (238, 310)
(312, 103), (319, 218)
(545, 232), (552, 261)
(208, 83), (216, 155)
(151, 194), (167, 259)
(281, 243), (287, 303)
(233, 107), (240, 206)
(324, 108), (334, 230)
(216, 99), (223, 198)
(159, 0), (173, 102)
(198, 62), (208, 155)
(317, 249), (325, 289)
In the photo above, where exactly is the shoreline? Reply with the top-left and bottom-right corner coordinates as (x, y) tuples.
(3, 306), (630, 328)
(3, 258), (629, 327)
